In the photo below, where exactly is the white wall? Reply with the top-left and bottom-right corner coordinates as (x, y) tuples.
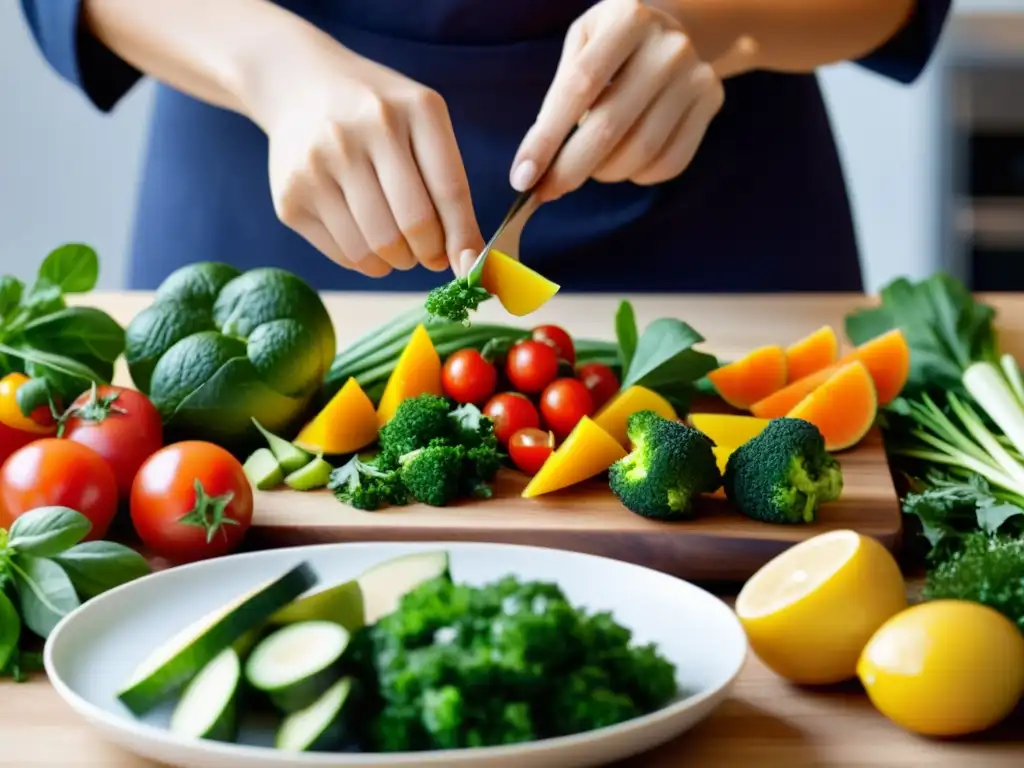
(0, 1), (1017, 292)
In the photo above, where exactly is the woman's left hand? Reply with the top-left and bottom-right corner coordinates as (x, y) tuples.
(511, 0), (743, 201)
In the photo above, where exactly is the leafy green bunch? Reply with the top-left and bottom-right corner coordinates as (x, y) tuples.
(0, 244), (124, 406)
(0, 507), (150, 682)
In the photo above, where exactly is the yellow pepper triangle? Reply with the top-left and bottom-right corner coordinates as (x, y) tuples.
(480, 249), (560, 317)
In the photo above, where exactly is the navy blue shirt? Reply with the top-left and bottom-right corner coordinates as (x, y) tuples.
(21, 1), (951, 293)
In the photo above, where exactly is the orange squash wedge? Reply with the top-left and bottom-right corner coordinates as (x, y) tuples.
(689, 413), (770, 448)
(593, 385), (677, 447)
(706, 345), (788, 410)
(375, 324), (443, 426)
(294, 377), (378, 455)
(522, 416), (626, 498)
(787, 360), (877, 451)
(785, 325), (839, 383)
(480, 249), (560, 317)
(750, 329), (910, 419)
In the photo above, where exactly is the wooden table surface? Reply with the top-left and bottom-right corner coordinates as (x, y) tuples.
(4, 290), (1024, 767)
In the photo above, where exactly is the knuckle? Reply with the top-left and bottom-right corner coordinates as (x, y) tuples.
(359, 95), (397, 130)
(661, 31), (691, 67)
(409, 87), (446, 116)
(621, 0), (647, 24)
(273, 187), (304, 227)
(587, 113), (619, 147)
(565, 67), (598, 102)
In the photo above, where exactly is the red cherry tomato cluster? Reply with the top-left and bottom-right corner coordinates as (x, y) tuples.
(439, 324), (622, 477)
(0, 380), (252, 563)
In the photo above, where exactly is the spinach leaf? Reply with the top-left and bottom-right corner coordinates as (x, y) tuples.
(10, 555), (80, 639)
(621, 318), (719, 392)
(8, 507), (91, 558)
(0, 590), (20, 673)
(845, 273), (997, 397)
(37, 243), (99, 294)
(614, 301), (639, 378)
(53, 541), (151, 599)
(20, 307), (125, 363)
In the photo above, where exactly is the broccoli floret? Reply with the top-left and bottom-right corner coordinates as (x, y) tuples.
(923, 532), (1024, 630)
(329, 455), (407, 511)
(608, 410), (722, 521)
(378, 394), (454, 462)
(425, 277), (491, 326)
(723, 417), (843, 524)
(400, 444), (467, 506)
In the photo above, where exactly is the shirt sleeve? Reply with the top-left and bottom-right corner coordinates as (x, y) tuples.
(855, 0), (953, 85)
(20, 0), (143, 112)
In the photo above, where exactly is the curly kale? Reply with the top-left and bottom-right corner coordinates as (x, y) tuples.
(425, 277), (491, 326)
(923, 532), (1024, 630)
(359, 574), (679, 752)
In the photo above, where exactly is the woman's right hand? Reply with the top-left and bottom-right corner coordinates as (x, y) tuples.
(247, 31), (485, 278)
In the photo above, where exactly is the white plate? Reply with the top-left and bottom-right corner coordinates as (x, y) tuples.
(44, 541), (747, 768)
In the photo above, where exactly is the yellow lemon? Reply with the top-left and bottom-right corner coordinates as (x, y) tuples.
(735, 529), (906, 685)
(857, 600), (1024, 736)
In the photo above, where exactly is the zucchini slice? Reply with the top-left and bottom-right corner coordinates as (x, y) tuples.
(117, 561), (317, 716)
(244, 620), (350, 713)
(169, 648), (240, 742)
(276, 677), (356, 752)
(269, 550), (450, 630)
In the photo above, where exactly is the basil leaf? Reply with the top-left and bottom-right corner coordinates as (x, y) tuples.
(8, 506), (91, 557)
(15, 377), (53, 419)
(11, 555), (80, 638)
(20, 307), (125, 363)
(53, 541), (151, 599)
(20, 280), (65, 320)
(621, 318), (717, 390)
(38, 243), (99, 294)
(0, 276), (23, 318)
(0, 343), (105, 384)
(614, 301), (639, 378)
(0, 590), (20, 673)
(1, 648), (44, 682)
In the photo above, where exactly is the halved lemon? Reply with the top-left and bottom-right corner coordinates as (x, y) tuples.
(735, 529), (906, 685)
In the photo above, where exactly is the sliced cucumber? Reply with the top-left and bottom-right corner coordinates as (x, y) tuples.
(252, 418), (312, 473)
(268, 550), (450, 630)
(284, 454), (333, 491)
(244, 448), (284, 490)
(276, 677), (356, 752)
(117, 562), (317, 716)
(169, 648), (240, 742)
(244, 620), (350, 713)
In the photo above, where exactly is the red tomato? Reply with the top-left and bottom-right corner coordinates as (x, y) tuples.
(576, 362), (620, 411)
(0, 438), (118, 540)
(442, 349), (498, 405)
(508, 427), (555, 475)
(483, 392), (540, 445)
(505, 340), (559, 394)
(61, 384), (164, 499)
(131, 441), (253, 563)
(531, 325), (576, 367)
(540, 378), (594, 439)
(0, 422), (40, 467)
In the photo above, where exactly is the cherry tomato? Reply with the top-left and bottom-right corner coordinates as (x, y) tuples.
(0, 373), (57, 434)
(0, 422), (40, 468)
(540, 378), (594, 439)
(505, 340), (559, 394)
(131, 441), (253, 563)
(0, 438), (118, 540)
(442, 349), (498, 405)
(483, 392), (540, 445)
(576, 362), (620, 411)
(61, 384), (164, 499)
(508, 427), (555, 475)
(531, 325), (575, 366)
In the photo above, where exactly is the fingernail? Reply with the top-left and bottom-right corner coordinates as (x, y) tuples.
(459, 249), (477, 276)
(510, 160), (537, 192)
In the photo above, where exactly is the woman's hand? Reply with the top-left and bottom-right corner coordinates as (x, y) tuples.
(511, 0), (742, 201)
(251, 34), (485, 278)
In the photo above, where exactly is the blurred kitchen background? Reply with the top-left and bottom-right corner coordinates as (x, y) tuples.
(1, 0), (1022, 293)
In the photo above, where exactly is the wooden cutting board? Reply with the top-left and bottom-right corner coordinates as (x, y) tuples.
(247, 427), (902, 582)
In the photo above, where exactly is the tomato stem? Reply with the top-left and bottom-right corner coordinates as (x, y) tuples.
(178, 478), (240, 544)
(56, 381), (126, 436)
